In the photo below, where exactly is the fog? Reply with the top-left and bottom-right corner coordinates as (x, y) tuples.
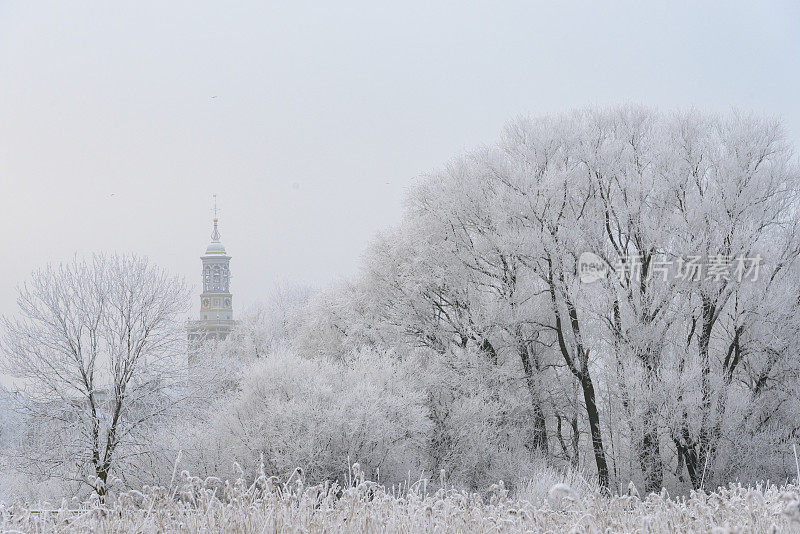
(2, 0), (799, 320)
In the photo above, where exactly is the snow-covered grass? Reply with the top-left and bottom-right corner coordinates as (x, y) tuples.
(2, 465), (799, 533)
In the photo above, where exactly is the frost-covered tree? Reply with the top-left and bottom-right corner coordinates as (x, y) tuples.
(662, 111), (800, 488)
(407, 150), (553, 456)
(294, 105), (800, 495)
(1, 254), (190, 500)
(177, 349), (432, 487)
(226, 283), (311, 360)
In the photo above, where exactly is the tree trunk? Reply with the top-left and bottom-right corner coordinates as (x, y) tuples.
(546, 268), (610, 491)
(96, 467), (108, 503)
(580, 372), (610, 491)
(674, 416), (702, 489)
(638, 403), (664, 494)
(480, 338), (498, 365)
(638, 354), (664, 494)
(518, 340), (548, 454)
(676, 296), (715, 489)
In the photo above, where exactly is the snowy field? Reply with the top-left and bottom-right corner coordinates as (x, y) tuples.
(2, 470), (800, 533)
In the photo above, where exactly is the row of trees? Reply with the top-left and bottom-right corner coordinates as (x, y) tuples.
(298, 106), (800, 493)
(2, 105), (799, 500)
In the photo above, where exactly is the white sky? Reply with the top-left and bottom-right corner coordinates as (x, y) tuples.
(1, 1), (799, 321)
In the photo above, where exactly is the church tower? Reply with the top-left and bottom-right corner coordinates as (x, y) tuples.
(188, 195), (235, 345)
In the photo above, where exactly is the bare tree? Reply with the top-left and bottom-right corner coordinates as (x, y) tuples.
(1, 253), (189, 500)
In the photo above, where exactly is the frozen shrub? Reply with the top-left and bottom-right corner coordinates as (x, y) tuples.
(179, 349), (432, 488)
(421, 347), (551, 493)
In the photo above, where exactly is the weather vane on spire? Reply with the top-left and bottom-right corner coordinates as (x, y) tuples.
(211, 194), (221, 242)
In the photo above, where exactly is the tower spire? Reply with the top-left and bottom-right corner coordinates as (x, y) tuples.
(189, 193), (234, 348)
(211, 194), (221, 242)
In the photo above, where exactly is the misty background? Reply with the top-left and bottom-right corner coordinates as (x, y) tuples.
(1, 0), (799, 324)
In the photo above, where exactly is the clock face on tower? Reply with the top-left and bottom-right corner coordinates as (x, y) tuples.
(202, 298), (210, 308)
(224, 298), (231, 307)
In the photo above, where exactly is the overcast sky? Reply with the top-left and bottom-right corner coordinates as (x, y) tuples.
(1, 1), (799, 321)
